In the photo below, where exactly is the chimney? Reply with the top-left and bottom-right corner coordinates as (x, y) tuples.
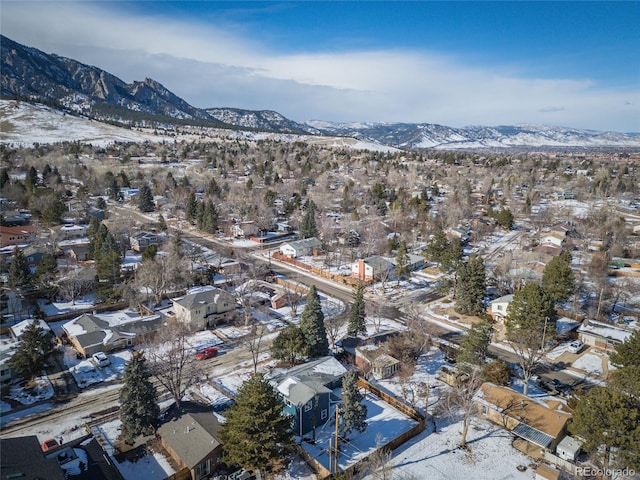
(359, 259), (365, 281)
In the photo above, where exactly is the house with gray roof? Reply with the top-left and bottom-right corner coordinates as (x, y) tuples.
(62, 311), (163, 357)
(267, 356), (347, 437)
(351, 255), (394, 282)
(172, 286), (236, 330)
(279, 237), (323, 258)
(157, 406), (223, 480)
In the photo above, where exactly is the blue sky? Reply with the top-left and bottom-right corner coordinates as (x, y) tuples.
(2, 1), (639, 131)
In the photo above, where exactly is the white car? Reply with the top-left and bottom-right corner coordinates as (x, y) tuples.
(91, 352), (111, 367)
(567, 340), (584, 354)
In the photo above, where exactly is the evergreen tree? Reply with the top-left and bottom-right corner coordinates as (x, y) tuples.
(609, 329), (640, 368)
(506, 283), (557, 395)
(394, 242), (411, 285)
(157, 213), (167, 231)
(457, 318), (493, 367)
(137, 184), (154, 212)
(0, 168), (10, 189)
(299, 286), (328, 357)
(119, 352), (159, 444)
(35, 252), (57, 285)
(41, 196), (66, 226)
(495, 208), (514, 229)
(219, 373), (293, 472)
(340, 370), (367, 439)
(441, 237), (463, 273)
(423, 229), (449, 263)
(201, 200), (218, 234)
(186, 191), (197, 224)
(25, 165), (38, 191)
(542, 252), (574, 303)
(570, 386), (640, 471)
(299, 200), (318, 239)
(7, 247), (31, 291)
(348, 283), (367, 337)
(7, 321), (53, 381)
(271, 324), (306, 366)
(455, 254), (486, 315)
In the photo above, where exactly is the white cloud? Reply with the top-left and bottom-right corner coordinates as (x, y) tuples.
(2, 1), (638, 131)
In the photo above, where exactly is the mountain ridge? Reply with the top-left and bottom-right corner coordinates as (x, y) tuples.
(2, 35), (639, 150)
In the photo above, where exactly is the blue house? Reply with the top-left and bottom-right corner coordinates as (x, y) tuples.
(269, 356), (347, 438)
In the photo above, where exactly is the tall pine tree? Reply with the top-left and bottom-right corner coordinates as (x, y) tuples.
(137, 184), (154, 212)
(299, 200), (318, 239)
(299, 285), (328, 357)
(348, 283), (367, 337)
(119, 352), (159, 444)
(542, 252), (574, 303)
(394, 242), (411, 285)
(7, 247), (31, 291)
(219, 373), (293, 472)
(340, 370), (367, 439)
(455, 254), (486, 315)
(7, 321), (53, 382)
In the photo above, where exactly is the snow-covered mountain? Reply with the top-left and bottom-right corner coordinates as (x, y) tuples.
(205, 107), (310, 134)
(305, 121), (640, 150)
(2, 35), (638, 150)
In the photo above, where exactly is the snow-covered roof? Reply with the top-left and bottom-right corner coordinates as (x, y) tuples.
(10, 318), (51, 339)
(578, 319), (634, 343)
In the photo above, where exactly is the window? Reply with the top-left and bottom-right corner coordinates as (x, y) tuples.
(481, 405), (488, 415)
(321, 409), (328, 420)
(304, 401), (312, 412)
(195, 459), (210, 478)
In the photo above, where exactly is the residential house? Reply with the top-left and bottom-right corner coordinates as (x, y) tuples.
(475, 383), (572, 452)
(279, 237), (323, 258)
(487, 294), (513, 323)
(0, 436), (65, 480)
(57, 238), (91, 262)
(351, 255), (394, 282)
(390, 253), (425, 273)
(157, 405), (223, 480)
(50, 224), (88, 240)
(9, 318), (52, 342)
(172, 286), (236, 330)
(0, 336), (16, 384)
(577, 319), (634, 352)
(200, 251), (241, 275)
(355, 344), (400, 380)
(268, 356), (347, 437)
(231, 220), (259, 238)
(62, 311), (163, 358)
(129, 231), (158, 253)
(0, 225), (36, 248)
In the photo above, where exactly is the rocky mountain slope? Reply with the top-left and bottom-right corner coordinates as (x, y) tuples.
(2, 35), (639, 150)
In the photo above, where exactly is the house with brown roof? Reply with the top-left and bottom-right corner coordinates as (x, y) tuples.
(0, 225), (36, 247)
(474, 383), (572, 452)
(156, 405), (223, 480)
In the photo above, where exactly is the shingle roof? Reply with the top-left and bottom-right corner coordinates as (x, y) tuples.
(0, 435), (65, 480)
(173, 287), (233, 311)
(157, 411), (221, 469)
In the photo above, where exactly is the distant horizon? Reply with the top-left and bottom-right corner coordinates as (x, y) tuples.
(1, 1), (639, 132)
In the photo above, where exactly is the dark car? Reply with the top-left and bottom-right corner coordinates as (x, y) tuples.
(196, 347), (219, 360)
(538, 378), (571, 397)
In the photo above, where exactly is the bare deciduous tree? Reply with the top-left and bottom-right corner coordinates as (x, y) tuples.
(143, 321), (197, 409)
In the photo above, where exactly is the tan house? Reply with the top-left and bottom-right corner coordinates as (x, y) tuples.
(279, 237), (323, 258)
(355, 344), (400, 380)
(577, 319), (634, 352)
(475, 383), (572, 452)
(129, 231), (158, 253)
(157, 407), (223, 480)
(172, 286), (236, 330)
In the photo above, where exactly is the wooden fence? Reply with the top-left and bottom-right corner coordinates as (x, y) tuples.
(272, 252), (368, 287)
(541, 450), (578, 476)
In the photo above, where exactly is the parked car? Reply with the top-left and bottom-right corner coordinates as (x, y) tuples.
(41, 438), (59, 452)
(91, 352), (111, 367)
(567, 340), (584, 354)
(538, 378), (572, 397)
(196, 347), (219, 360)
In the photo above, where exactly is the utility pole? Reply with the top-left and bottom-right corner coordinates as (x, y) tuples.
(333, 405), (340, 474)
